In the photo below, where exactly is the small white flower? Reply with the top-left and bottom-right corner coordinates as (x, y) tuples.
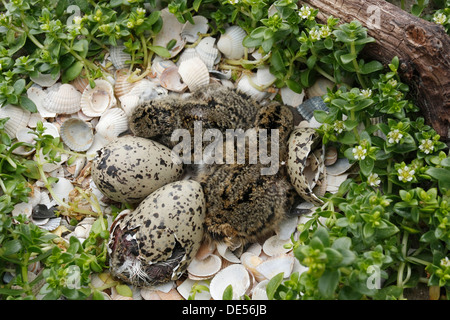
(228, 0), (239, 4)
(388, 79), (397, 87)
(367, 173), (381, 187)
(127, 21), (134, 29)
(352, 145), (367, 160)
(441, 257), (450, 268)
(433, 12), (447, 25)
(360, 89), (372, 98)
(73, 16), (82, 25)
(333, 120), (344, 134)
(299, 5), (312, 19)
(419, 139), (434, 154)
(319, 26), (331, 38)
(397, 166), (415, 183)
(136, 8), (146, 16)
(387, 129), (403, 144)
(309, 28), (321, 41)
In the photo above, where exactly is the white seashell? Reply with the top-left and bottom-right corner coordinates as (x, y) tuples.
(95, 108), (129, 142)
(70, 75), (90, 93)
(195, 241), (216, 260)
(44, 83), (81, 114)
(80, 79), (116, 117)
(326, 157), (353, 176)
(306, 77), (335, 98)
(326, 172), (349, 193)
(236, 74), (269, 101)
(177, 48), (200, 66)
(178, 57), (210, 92)
(110, 45), (131, 70)
(256, 66), (276, 87)
(277, 216), (299, 241)
(216, 242), (241, 263)
(240, 252), (263, 279)
(51, 177), (74, 203)
(60, 118), (94, 152)
(159, 66), (188, 92)
(210, 264), (250, 300)
(85, 133), (109, 161)
(251, 280), (269, 300)
(0, 104), (31, 138)
(280, 86), (305, 108)
(114, 69), (136, 99)
(217, 25), (247, 60)
(30, 71), (60, 87)
(12, 202), (33, 219)
(38, 217), (61, 231)
(324, 145), (338, 166)
(28, 112), (43, 128)
(119, 93), (141, 116)
(151, 57), (177, 79)
(181, 15), (209, 43)
(42, 122), (60, 138)
(255, 255), (295, 281)
(27, 86), (56, 118)
(245, 243), (262, 256)
(195, 37), (220, 71)
(187, 254), (222, 280)
(177, 278), (211, 300)
(292, 258), (309, 276)
(74, 223), (92, 239)
(263, 235), (292, 256)
(153, 8), (186, 58)
(13, 127), (36, 156)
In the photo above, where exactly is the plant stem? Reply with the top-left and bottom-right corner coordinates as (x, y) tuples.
(350, 41), (367, 89)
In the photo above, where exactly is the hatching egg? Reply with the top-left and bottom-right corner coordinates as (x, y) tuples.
(91, 135), (184, 203)
(108, 180), (206, 287)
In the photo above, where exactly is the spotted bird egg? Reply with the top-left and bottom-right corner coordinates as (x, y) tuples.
(91, 135), (183, 203)
(108, 180), (206, 287)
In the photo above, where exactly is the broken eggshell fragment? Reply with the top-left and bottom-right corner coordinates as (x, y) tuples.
(108, 180), (206, 287)
(91, 136), (184, 204)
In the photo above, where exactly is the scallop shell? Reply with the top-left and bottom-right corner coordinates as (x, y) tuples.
(60, 118), (94, 152)
(262, 235), (292, 256)
(217, 242), (241, 263)
(95, 107), (129, 142)
(217, 25), (247, 60)
(187, 254), (222, 280)
(296, 96), (329, 122)
(255, 254), (295, 281)
(178, 57), (210, 92)
(159, 66), (188, 92)
(110, 45), (131, 70)
(0, 104), (31, 138)
(27, 85), (56, 118)
(114, 69), (136, 99)
(326, 157), (354, 176)
(277, 216), (299, 240)
(181, 15), (209, 43)
(80, 79), (116, 117)
(251, 280), (269, 300)
(39, 217), (61, 231)
(209, 264), (250, 300)
(236, 74), (269, 101)
(153, 8), (186, 58)
(177, 47), (200, 65)
(177, 278), (211, 300)
(324, 146), (338, 166)
(151, 57), (177, 79)
(256, 66), (276, 87)
(13, 127), (36, 156)
(280, 86), (305, 108)
(195, 37), (220, 71)
(44, 83), (82, 114)
(70, 75), (90, 93)
(42, 122), (60, 138)
(306, 77), (335, 98)
(30, 71), (60, 87)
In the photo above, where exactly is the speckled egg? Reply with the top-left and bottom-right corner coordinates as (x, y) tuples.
(108, 180), (206, 287)
(287, 127), (325, 205)
(91, 135), (184, 204)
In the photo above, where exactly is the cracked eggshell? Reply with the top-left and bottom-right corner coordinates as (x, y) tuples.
(109, 180), (206, 286)
(91, 136), (184, 204)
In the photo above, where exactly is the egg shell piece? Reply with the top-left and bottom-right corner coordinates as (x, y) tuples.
(91, 136), (184, 203)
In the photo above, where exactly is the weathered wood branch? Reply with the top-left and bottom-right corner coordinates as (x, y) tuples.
(301, 0), (450, 139)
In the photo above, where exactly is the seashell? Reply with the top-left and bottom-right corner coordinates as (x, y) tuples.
(119, 93), (141, 116)
(0, 104), (31, 138)
(217, 242), (241, 263)
(209, 264), (250, 300)
(187, 254), (222, 280)
(240, 252), (263, 279)
(159, 66), (188, 93)
(151, 57), (176, 79)
(177, 47), (200, 66)
(177, 278), (211, 300)
(60, 118), (94, 152)
(153, 8), (186, 58)
(113, 69), (136, 99)
(42, 121), (60, 138)
(95, 108), (129, 142)
(280, 86), (305, 108)
(255, 254), (295, 281)
(12, 202), (33, 219)
(38, 217), (61, 231)
(195, 37), (220, 71)
(195, 241), (216, 260)
(256, 66), (276, 87)
(178, 57), (210, 92)
(44, 83), (82, 114)
(245, 243), (262, 256)
(236, 74), (270, 102)
(156, 288), (184, 300)
(324, 145), (338, 166)
(51, 177), (74, 204)
(109, 45), (131, 70)
(217, 25), (247, 60)
(262, 235), (292, 256)
(251, 279), (269, 300)
(326, 172), (349, 194)
(70, 75), (90, 93)
(28, 112), (43, 128)
(85, 133), (109, 161)
(326, 157), (353, 176)
(80, 79), (116, 117)
(27, 86), (56, 118)
(181, 15), (209, 43)
(30, 71), (60, 87)
(13, 127), (36, 156)
(277, 216), (299, 240)
(306, 77), (335, 98)
(296, 96), (329, 122)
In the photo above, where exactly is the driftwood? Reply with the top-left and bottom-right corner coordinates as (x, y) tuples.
(301, 0), (450, 140)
